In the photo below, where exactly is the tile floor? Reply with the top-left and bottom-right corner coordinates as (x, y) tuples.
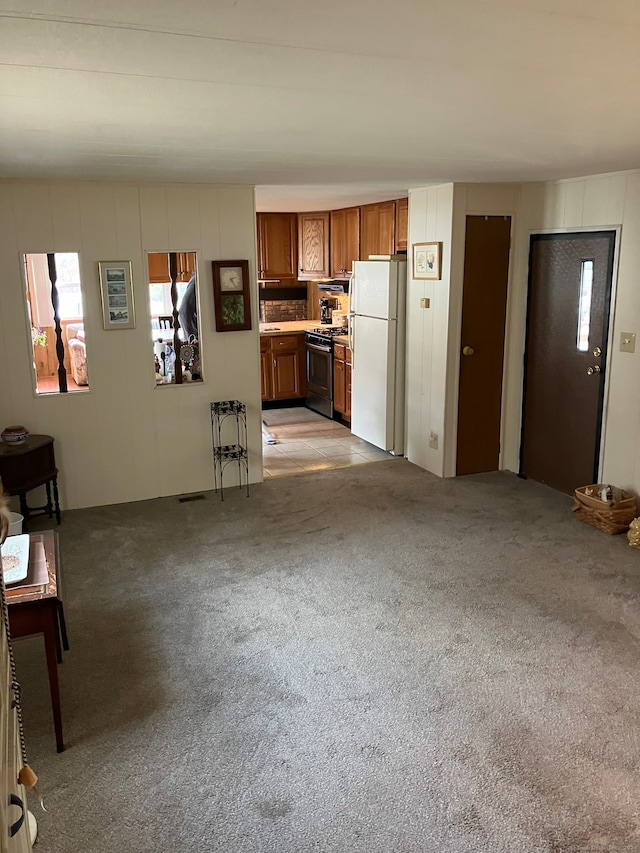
(262, 407), (394, 478)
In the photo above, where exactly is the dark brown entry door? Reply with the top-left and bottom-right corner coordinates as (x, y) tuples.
(520, 232), (615, 494)
(456, 215), (511, 475)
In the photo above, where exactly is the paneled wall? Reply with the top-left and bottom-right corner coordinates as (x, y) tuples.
(0, 181), (261, 509)
(405, 184), (454, 475)
(408, 172), (640, 494)
(503, 171), (640, 492)
(405, 183), (518, 477)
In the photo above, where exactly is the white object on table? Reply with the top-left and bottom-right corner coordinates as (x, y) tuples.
(0, 533), (30, 584)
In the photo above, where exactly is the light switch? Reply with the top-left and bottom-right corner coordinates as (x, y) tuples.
(420, 298), (430, 309)
(620, 332), (636, 353)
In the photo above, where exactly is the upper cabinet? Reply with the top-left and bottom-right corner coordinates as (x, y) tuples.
(147, 252), (196, 283)
(395, 198), (408, 253)
(330, 207), (360, 279)
(298, 213), (330, 280)
(257, 213), (297, 281)
(360, 201), (396, 260)
(256, 198), (408, 285)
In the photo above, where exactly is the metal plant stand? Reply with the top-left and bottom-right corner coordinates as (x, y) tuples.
(210, 400), (249, 500)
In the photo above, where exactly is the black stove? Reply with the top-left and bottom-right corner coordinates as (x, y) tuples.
(305, 328), (348, 419)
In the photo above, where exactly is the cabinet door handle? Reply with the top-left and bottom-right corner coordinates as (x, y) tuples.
(273, 359), (276, 366)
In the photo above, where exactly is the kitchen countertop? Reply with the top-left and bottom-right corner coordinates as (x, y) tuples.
(259, 321), (348, 336)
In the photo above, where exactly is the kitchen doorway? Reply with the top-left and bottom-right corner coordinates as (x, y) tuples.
(520, 231), (616, 494)
(262, 407), (392, 478)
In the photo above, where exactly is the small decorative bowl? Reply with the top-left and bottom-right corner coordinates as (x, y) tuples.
(1, 425), (29, 444)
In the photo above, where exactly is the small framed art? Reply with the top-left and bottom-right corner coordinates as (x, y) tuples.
(412, 242), (442, 281)
(212, 260), (252, 332)
(98, 261), (135, 329)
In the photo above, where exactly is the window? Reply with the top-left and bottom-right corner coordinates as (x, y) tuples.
(52, 252), (84, 319)
(576, 260), (594, 352)
(23, 252), (90, 394)
(148, 252), (201, 385)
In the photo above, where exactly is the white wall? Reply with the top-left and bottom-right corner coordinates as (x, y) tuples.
(407, 172), (640, 494)
(503, 170), (640, 493)
(405, 183), (519, 477)
(405, 184), (454, 476)
(0, 181), (262, 510)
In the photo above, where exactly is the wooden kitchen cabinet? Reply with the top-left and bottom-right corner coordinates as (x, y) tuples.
(360, 201), (396, 260)
(333, 342), (352, 421)
(298, 213), (330, 280)
(147, 251), (196, 282)
(257, 213), (298, 281)
(261, 333), (306, 401)
(395, 197), (408, 252)
(330, 207), (360, 279)
(177, 252), (196, 281)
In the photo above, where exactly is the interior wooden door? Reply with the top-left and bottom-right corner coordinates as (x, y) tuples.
(520, 232), (615, 494)
(456, 215), (511, 475)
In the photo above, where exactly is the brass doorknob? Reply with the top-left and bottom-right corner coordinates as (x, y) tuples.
(587, 365), (601, 375)
(462, 346), (475, 356)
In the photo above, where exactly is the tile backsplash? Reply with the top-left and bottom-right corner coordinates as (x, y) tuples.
(260, 299), (307, 323)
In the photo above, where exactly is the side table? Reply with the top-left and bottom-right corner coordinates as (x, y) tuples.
(0, 434), (61, 525)
(7, 530), (69, 752)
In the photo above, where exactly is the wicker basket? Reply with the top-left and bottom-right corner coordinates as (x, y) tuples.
(572, 485), (637, 535)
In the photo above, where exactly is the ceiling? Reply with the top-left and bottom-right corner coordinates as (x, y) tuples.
(2, 0), (640, 210)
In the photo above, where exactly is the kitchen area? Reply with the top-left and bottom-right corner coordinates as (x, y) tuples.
(258, 198), (408, 478)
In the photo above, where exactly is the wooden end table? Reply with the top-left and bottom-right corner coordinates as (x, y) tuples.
(0, 434), (61, 526)
(7, 530), (69, 752)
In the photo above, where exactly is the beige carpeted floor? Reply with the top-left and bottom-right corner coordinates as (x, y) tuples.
(13, 463), (640, 852)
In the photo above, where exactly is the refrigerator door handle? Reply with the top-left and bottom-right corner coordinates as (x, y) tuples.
(348, 270), (355, 359)
(348, 314), (355, 366)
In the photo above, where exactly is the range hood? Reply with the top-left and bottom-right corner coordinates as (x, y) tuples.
(317, 281), (349, 294)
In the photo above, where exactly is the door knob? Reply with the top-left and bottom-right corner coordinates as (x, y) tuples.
(462, 346), (475, 356)
(587, 365), (601, 375)
(593, 346), (602, 357)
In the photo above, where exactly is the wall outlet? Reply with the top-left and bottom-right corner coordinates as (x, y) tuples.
(620, 332), (636, 353)
(420, 297), (431, 309)
(429, 431), (438, 449)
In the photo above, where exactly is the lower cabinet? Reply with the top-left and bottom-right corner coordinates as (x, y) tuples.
(333, 342), (352, 421)
(261, 334), (306, 401)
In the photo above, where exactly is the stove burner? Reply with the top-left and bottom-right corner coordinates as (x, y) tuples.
(310, 327), (347, 336)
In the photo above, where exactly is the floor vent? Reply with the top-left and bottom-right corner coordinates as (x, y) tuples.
(178, 494), (206, 503)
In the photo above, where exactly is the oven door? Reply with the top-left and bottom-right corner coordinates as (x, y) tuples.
(306, 339), (333, 419)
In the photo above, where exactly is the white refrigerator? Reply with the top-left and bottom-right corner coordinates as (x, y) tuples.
(348, 258), (407, 455)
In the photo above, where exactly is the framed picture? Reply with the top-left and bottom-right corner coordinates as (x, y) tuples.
(98, 261), (135, 329)
(412, 242), (442, 281)
(212, 260), (251, 332)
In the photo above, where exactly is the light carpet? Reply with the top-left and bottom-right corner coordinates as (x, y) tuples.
(13, 463), (640, 853)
